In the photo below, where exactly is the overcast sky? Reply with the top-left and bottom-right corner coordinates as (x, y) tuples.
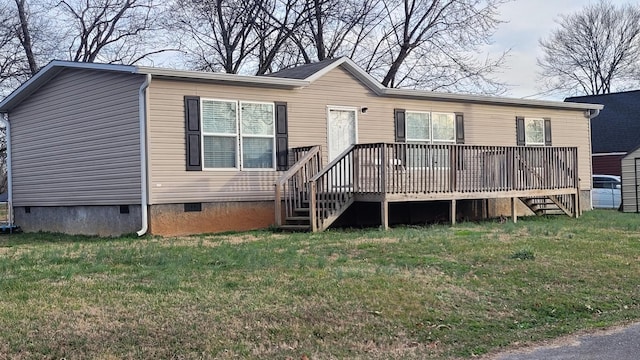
(489, 0), (630, 100)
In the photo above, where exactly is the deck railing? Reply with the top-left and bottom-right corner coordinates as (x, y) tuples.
(278, 143), (579, 231)
(351, 143), (578, 195)
(308, 145), (357, 231)
(274, 145), (322, 226)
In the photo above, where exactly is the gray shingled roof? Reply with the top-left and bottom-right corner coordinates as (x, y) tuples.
(264, 57), (343, 79)
(566, 91), (640, 154)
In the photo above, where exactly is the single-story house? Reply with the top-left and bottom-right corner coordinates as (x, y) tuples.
(565, 91), (640, 176)
(0, 58), (602, 236)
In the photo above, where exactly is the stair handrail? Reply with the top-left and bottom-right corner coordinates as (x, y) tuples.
(513, 147), (577, 190)
(274, 145), (322, 226)
(308, 144), (360, 231)
(514, 146), (579, 217)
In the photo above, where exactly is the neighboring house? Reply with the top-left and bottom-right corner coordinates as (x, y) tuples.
(566, 91), (640, 176)
(0, 58), (602, 236)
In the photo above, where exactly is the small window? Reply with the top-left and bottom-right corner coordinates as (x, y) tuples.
(525, 118), (545, 146)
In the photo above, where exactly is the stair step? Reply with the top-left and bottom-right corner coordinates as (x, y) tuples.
(285, 216), (311, 225)
(279, 224), (311, 231)
(286, 216), (310, 221)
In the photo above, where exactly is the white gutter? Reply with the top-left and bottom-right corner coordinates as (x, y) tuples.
(137, 74), (151, 236)
(0, 113), (12, 226)
(586, 108), (601, 119)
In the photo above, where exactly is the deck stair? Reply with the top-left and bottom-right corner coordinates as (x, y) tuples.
(279, 191), (354, 231)
(520, 194), (575, 217)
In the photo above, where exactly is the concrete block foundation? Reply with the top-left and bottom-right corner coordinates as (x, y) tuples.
(14, 205), (142, 236)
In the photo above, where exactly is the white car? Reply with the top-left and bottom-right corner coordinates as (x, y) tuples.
(592, 175), (621, 209)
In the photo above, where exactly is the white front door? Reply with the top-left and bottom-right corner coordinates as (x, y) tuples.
(327, 107), (357, 190)
(327, 107), (357, 161)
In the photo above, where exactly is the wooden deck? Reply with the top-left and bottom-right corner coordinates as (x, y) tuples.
(275, 143), (580, 231)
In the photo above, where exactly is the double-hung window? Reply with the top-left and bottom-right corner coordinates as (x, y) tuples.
(201, 99), (275, 170)
(524, 118), (545, 146)
(240, 102), (275, 169)
(516, 116), (551, 147)
(405, 111), (456, 168)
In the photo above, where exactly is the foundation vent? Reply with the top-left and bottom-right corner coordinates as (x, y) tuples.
(184, 203), (202, 212)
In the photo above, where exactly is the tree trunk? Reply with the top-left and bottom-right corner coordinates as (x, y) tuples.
(15, 0), (37, 75)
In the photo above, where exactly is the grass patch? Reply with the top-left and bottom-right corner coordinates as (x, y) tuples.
(0, 210), (639, 359)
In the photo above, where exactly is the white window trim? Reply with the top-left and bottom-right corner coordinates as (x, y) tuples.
(201, 98), (239, 171)
(406, 110), (432, 143)
(431, 112), (457, 144)
(200, 98), (276, 171)
(326, 106), (359, 162)
(524, 117), (545, 146)
(239, 100), (276, 172)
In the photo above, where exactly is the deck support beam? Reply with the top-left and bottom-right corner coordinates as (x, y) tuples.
(511, 197), (518, 223)
(381, 200), (389, 230)
(451, 199), (456, 225)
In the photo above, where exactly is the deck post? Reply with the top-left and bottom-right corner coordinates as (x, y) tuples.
(450, 199), (456, 225)
(381, 199), (389, 230)
(511, 197), (518, 223)
(380, 144), (387, 193)
(310, 182), (318, 232)
(274, 184), (282, 226)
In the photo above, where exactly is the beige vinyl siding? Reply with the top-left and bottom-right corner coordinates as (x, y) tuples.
(147, 66), (593, 204)
(10, 68), (144, 206)
(621, 148), (640, 212)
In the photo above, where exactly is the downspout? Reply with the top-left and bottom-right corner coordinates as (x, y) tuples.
(0, 113), (12, 227)
(137, 74), (151, 236)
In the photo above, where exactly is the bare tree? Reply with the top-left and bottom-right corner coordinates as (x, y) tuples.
(291, 0), (383, 63)
(15, 0), (38, 75)
(253, 0), (309, 74)
(171, 0), (263, 73)
(0, 0), (39, 93)
(54, 0), (169, 64)
(538, 1), (640, 96)
(362, 0), (508, 92)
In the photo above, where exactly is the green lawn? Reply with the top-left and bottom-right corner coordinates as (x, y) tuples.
(0, 210), (639, 359)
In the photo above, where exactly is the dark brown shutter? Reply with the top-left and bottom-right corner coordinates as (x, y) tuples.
(185, 96), (202, 171)
(275, 102), (288, 170)
(455, 112), (465, 144)
(394, 109), (406, 142)
(516, 116), (525, 146)
(544, 118), (552, 146)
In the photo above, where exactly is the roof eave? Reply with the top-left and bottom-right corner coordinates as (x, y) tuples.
(383, 88), (604, 111)
(137, 67), (309, 89)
